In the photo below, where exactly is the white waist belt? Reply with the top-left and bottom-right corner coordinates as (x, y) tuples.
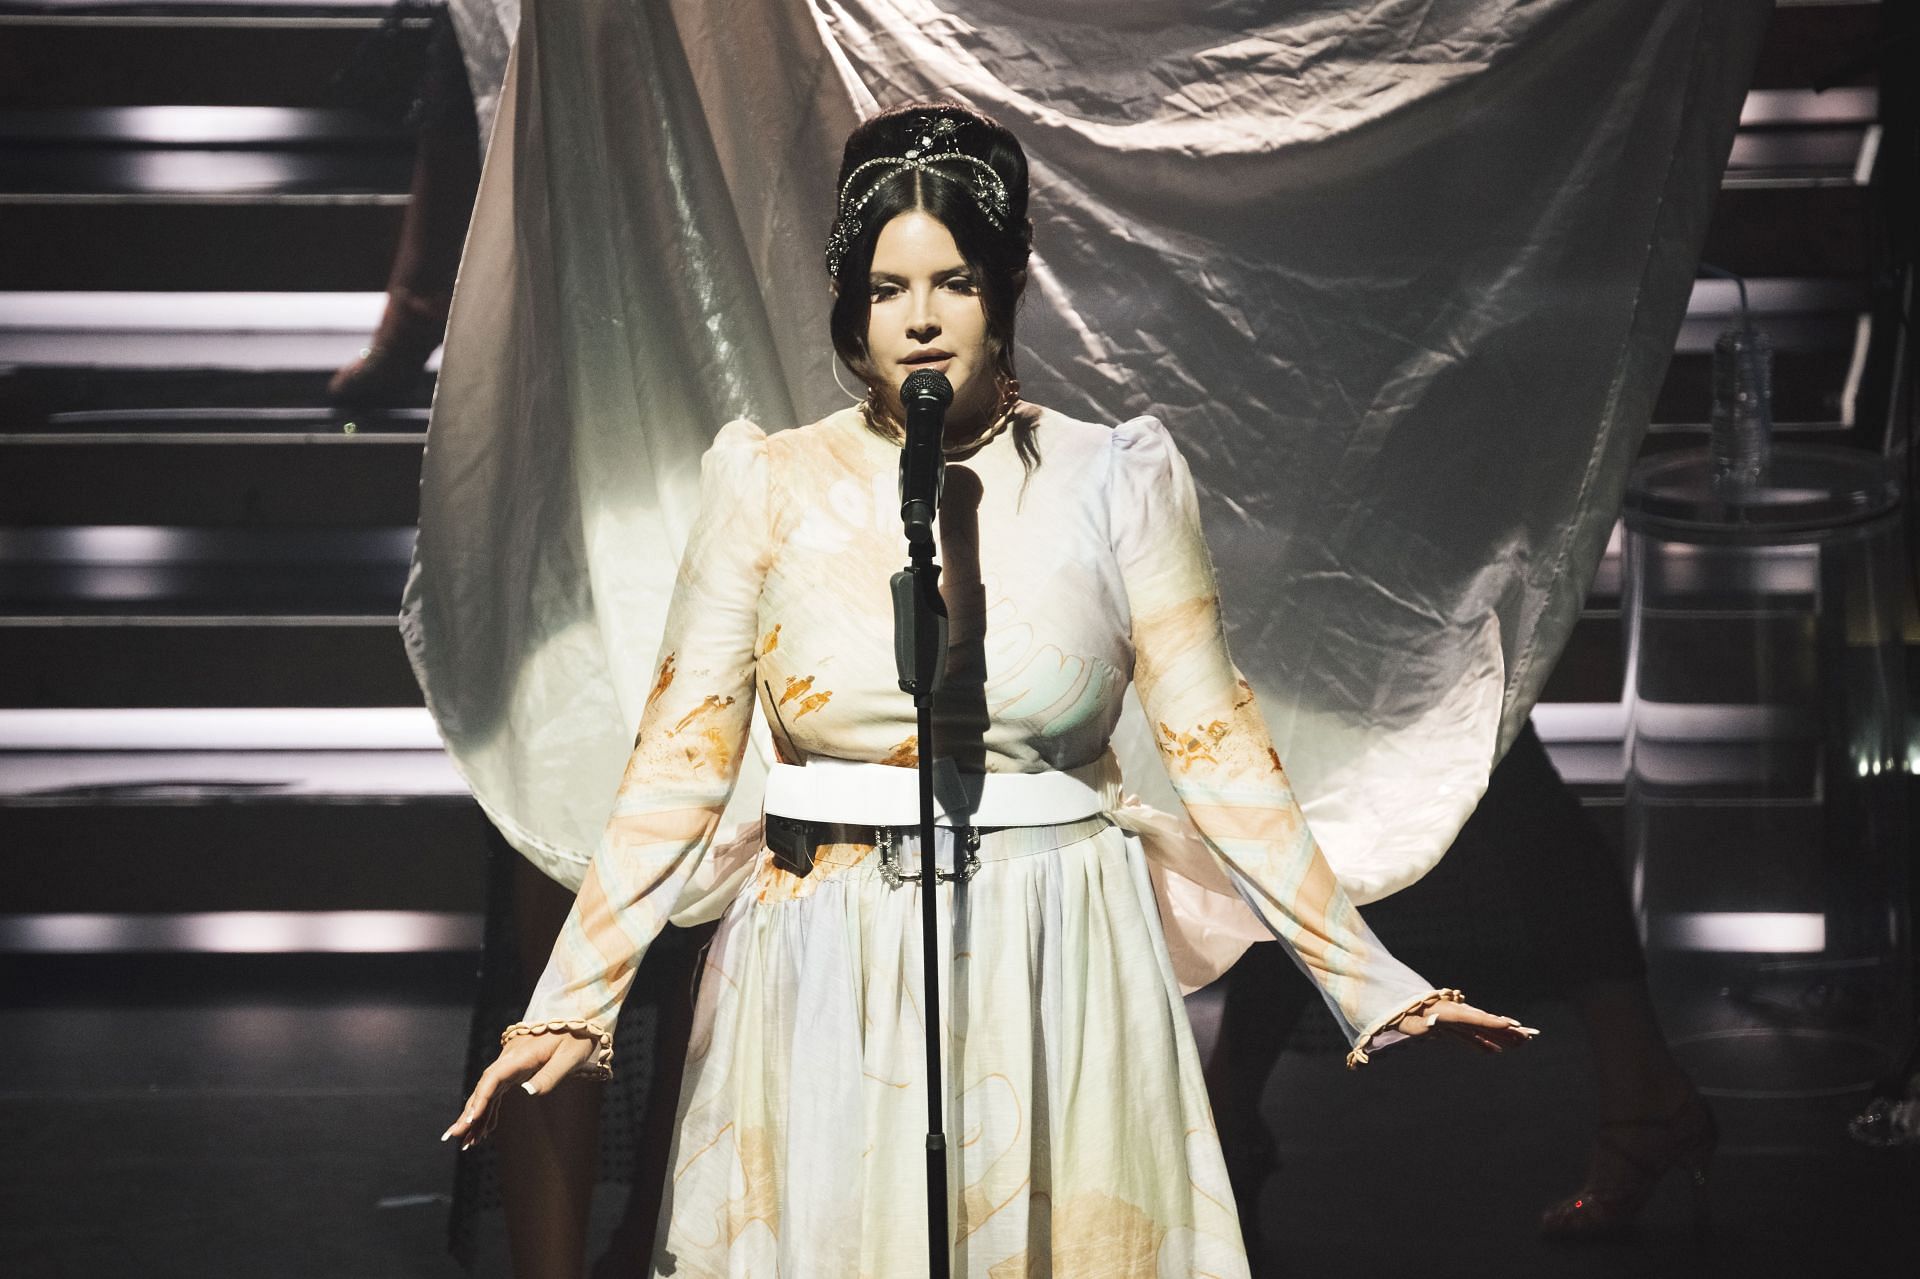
(764, 751), (1121, 828)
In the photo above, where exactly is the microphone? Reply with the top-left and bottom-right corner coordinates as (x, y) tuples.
(898, 368), (952, 546)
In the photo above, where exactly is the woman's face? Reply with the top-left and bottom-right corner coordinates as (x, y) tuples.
(864, 209), (997, 433)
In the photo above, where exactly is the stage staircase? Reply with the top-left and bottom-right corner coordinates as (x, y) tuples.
(0, 0), (1901, 995)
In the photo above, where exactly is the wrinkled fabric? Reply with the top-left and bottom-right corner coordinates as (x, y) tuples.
(401, 0), (1767, 908)
(665, 820), (1248, 1275)
(444, 0), (516, 145)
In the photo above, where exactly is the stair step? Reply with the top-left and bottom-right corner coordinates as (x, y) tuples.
(1, 367), (432, 424)
(1750, 1), (1882, 93)
(0, 104), (408, 147)
(0, 525), (413, 619)
(1, 290), (391, 353)
(0, 722), (451, 772)
(0, 911), (484, 953)
(1726, 87), (1880, 189)
(0, 951), (480, 999)
(0, 707), (438, 749)
(0, 623), (420, 707)
(2, 154), (407, 206)
(2, 202), (404, 291)
(0, 797), (491, 915)
(0, 292), (434, 419)
(0, 749), (457, 801)
(0, 99), (412, 290)
(0, 435), (425, 526)
(4, 405), (425, 437)
(0, 107), (410, 198)
(1702, 186), (1873, 280)
(0, 10), (427, 110)
(1539, 612), (1622, 707)
(1, 2), (400, 13)
(0, 322), (419, 368)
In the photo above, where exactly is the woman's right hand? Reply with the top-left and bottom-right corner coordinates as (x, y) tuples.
(439, 1030), (598, 1150)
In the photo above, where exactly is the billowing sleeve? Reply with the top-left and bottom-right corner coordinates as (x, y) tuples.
(1109, 416), (1461, 1068)
(499, 420), (770, 1080)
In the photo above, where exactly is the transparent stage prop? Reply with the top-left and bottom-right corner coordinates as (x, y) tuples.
(1622, 320), (1910, 1098)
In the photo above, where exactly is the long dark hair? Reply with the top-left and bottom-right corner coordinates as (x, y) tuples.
(826, 101), (1039, 471)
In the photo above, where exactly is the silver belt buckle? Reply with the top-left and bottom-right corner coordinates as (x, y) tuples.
(877, 825), (981, 889)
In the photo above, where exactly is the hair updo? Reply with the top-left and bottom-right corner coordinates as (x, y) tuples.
(825, 101), (1037, 464)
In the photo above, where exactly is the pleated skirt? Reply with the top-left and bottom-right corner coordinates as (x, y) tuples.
(649, 817), (1251, 1278)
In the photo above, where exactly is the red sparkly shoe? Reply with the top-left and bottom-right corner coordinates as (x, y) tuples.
(1539, 1088), (1718, 1242)
(327, 286), (450, 405)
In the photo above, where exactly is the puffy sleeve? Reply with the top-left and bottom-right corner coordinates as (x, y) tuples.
(500, 420), (770, 1080)
(1109, 416), (1461, 1068)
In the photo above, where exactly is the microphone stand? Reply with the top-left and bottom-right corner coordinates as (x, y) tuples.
(890, 371), (952, 1278)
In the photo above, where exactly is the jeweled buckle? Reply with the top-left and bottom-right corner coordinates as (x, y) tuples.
(942, 826), (982, 884)
(876, 825), (980, 888)
(877, 825), (906, 889)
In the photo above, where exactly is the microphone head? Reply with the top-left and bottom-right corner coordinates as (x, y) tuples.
(900, 368), (953, 408)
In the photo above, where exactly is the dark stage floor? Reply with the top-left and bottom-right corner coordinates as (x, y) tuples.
(1, 955), (1913, 1278)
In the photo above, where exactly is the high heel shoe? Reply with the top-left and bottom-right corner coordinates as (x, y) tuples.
(327, 286), (451, 406)
(1539, 1088), (1718, 1243)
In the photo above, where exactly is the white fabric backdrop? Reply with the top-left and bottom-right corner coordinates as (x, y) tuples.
(445, 0), (516, 146)
(403, 0), (1769, 902)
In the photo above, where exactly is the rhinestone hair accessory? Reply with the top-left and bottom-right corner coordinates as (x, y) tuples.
(824, 114), (1012, 278)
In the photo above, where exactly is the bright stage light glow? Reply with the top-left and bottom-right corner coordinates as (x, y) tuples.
(0, 708), (440, 751)
(0, 911), (482, 954)
(1647, 911), (1827, 954)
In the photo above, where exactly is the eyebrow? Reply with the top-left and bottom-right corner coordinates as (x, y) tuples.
(868, 266), (973, 283)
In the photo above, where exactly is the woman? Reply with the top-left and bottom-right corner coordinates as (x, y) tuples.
(440, 100), (1535, 1274)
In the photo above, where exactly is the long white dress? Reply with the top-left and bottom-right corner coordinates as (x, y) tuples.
(503, 405), (1458, 1276)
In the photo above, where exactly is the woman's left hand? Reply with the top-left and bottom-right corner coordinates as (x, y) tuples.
(1395, 1000), (1539, 1054)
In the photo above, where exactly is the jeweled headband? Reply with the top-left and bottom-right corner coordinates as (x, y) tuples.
(823, 114), (1011, 278)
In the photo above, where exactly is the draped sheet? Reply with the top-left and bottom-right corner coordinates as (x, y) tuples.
(445, 0), (516, 147)
(402, 0), (1768, 905)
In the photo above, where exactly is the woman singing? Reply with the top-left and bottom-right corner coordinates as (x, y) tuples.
(440, 100), (1535, 1275)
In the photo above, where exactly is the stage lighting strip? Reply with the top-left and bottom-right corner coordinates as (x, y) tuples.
(0, 910), (482, 954)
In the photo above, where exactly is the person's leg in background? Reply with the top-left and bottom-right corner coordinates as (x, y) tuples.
(495, 850), (606, 1278)
(451, 827), (710, 1277)
(330, 9), (481, 405)
(592, 923), (712, 1278)
(1495, 720), (1714, 1239)
(1203, 717), (1712, 1254)
(1202, 940), (1316, 1273)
